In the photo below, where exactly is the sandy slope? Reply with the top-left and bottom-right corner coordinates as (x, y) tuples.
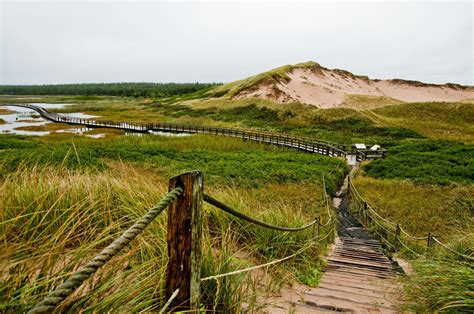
(233, 66), (474, 109)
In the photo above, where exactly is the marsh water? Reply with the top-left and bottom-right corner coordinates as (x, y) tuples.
(0, 103), (99, 136)
(0, 103), (190, 138)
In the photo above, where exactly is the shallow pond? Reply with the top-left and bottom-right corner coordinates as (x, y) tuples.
(0, 103), (100, 137)
(0, 104), (191, 138)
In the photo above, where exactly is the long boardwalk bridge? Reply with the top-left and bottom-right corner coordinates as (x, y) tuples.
(4, 103), (398, 313)
(3, 103), (385, 161)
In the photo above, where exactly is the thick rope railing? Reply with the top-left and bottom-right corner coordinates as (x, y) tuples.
(399, 226), (429, 241)
(199, 173), (335, 292)
(397, 237), (424, 257)
(365, 203), (397, 227)
(203, 194), (318, 232)
(319, 175), (333, 227)
(28, 187), (183, 314)
(201, 243), (310, 281)
(349, 180), (398, 227)
(200, 180), (335, 282)
(432, 237), (474, 261)
(201, 228), (334, 282)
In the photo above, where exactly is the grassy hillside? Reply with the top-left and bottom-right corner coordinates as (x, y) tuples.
(369, 102), (474, 143)
(211, 61), (323, 97)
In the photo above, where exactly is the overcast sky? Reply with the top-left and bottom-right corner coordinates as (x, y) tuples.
(0, 0), (472, 85)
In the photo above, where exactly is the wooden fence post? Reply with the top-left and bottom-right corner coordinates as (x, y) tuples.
(427, 232), (433, 254)
(364, 201), (369, 224)
(347, 176), (351, 195)
(316, 215), (321, 239)
(166, 171), (203, 311)
(394, 224), (401, 251)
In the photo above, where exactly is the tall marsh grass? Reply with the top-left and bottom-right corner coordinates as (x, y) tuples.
(0, 162), (333, 312)
(403, 233), (474, 312)
(351, 176), (473, 241)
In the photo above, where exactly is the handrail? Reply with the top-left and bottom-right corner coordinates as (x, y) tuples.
(319, 174), (333, 227)
(432, 237), (474, 261)
(348, 180), (397, 227)
(399, 226), (429, 241)
(203, 194), (318, 232)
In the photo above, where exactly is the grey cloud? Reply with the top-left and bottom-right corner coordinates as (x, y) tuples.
(1, 1), (472, 85)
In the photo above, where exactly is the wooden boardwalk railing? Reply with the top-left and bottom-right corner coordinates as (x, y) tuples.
(3, 103), (386, 160)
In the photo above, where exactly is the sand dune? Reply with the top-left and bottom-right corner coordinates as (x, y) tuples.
(229, 62), (474, 109)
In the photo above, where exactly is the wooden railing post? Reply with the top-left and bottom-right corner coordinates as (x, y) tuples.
(166, 171), (203, 311)
(364, 201), (369, 224)
(317, 215), (321, 239)
(426, 232), (433, 254)
(394, 224), (401, 251)
(347, 176), (351, 195)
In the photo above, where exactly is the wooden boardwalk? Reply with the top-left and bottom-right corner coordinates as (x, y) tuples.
(291, 237), (401, 313)
(264, 235), (402, 313)
(263, 174), (402, 313)
(2, 103), (386, 160)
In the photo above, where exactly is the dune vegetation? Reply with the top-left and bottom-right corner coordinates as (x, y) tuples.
(211, 61), (323, 97)
(402, 242), (474, 312)
(369, 102), (474, 143)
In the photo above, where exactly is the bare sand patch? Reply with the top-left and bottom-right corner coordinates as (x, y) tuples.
(232, 64), (474, 109)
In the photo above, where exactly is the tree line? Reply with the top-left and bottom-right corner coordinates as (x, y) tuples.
(0, 82), (221, 97)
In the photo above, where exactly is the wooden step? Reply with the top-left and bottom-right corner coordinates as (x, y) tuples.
(320, 273), (400, 290)
(328, 257), (393, 270)
(339, 237), (381, 245)
(319, 278), (400, 295)
(338, 240), (381, 247)
(292, 301), (352, 313)
(332, 253), (390, 264)
(298, 293), (399, 313)
(328, 257), (394, 269)
(315, 282), (399, 300)
(305, 288), (397, 308)
(326, 261), (395, 274)
(334, 246), (386, 255)
(325, 265), (395, 279)
(336, 245), (382, 252)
